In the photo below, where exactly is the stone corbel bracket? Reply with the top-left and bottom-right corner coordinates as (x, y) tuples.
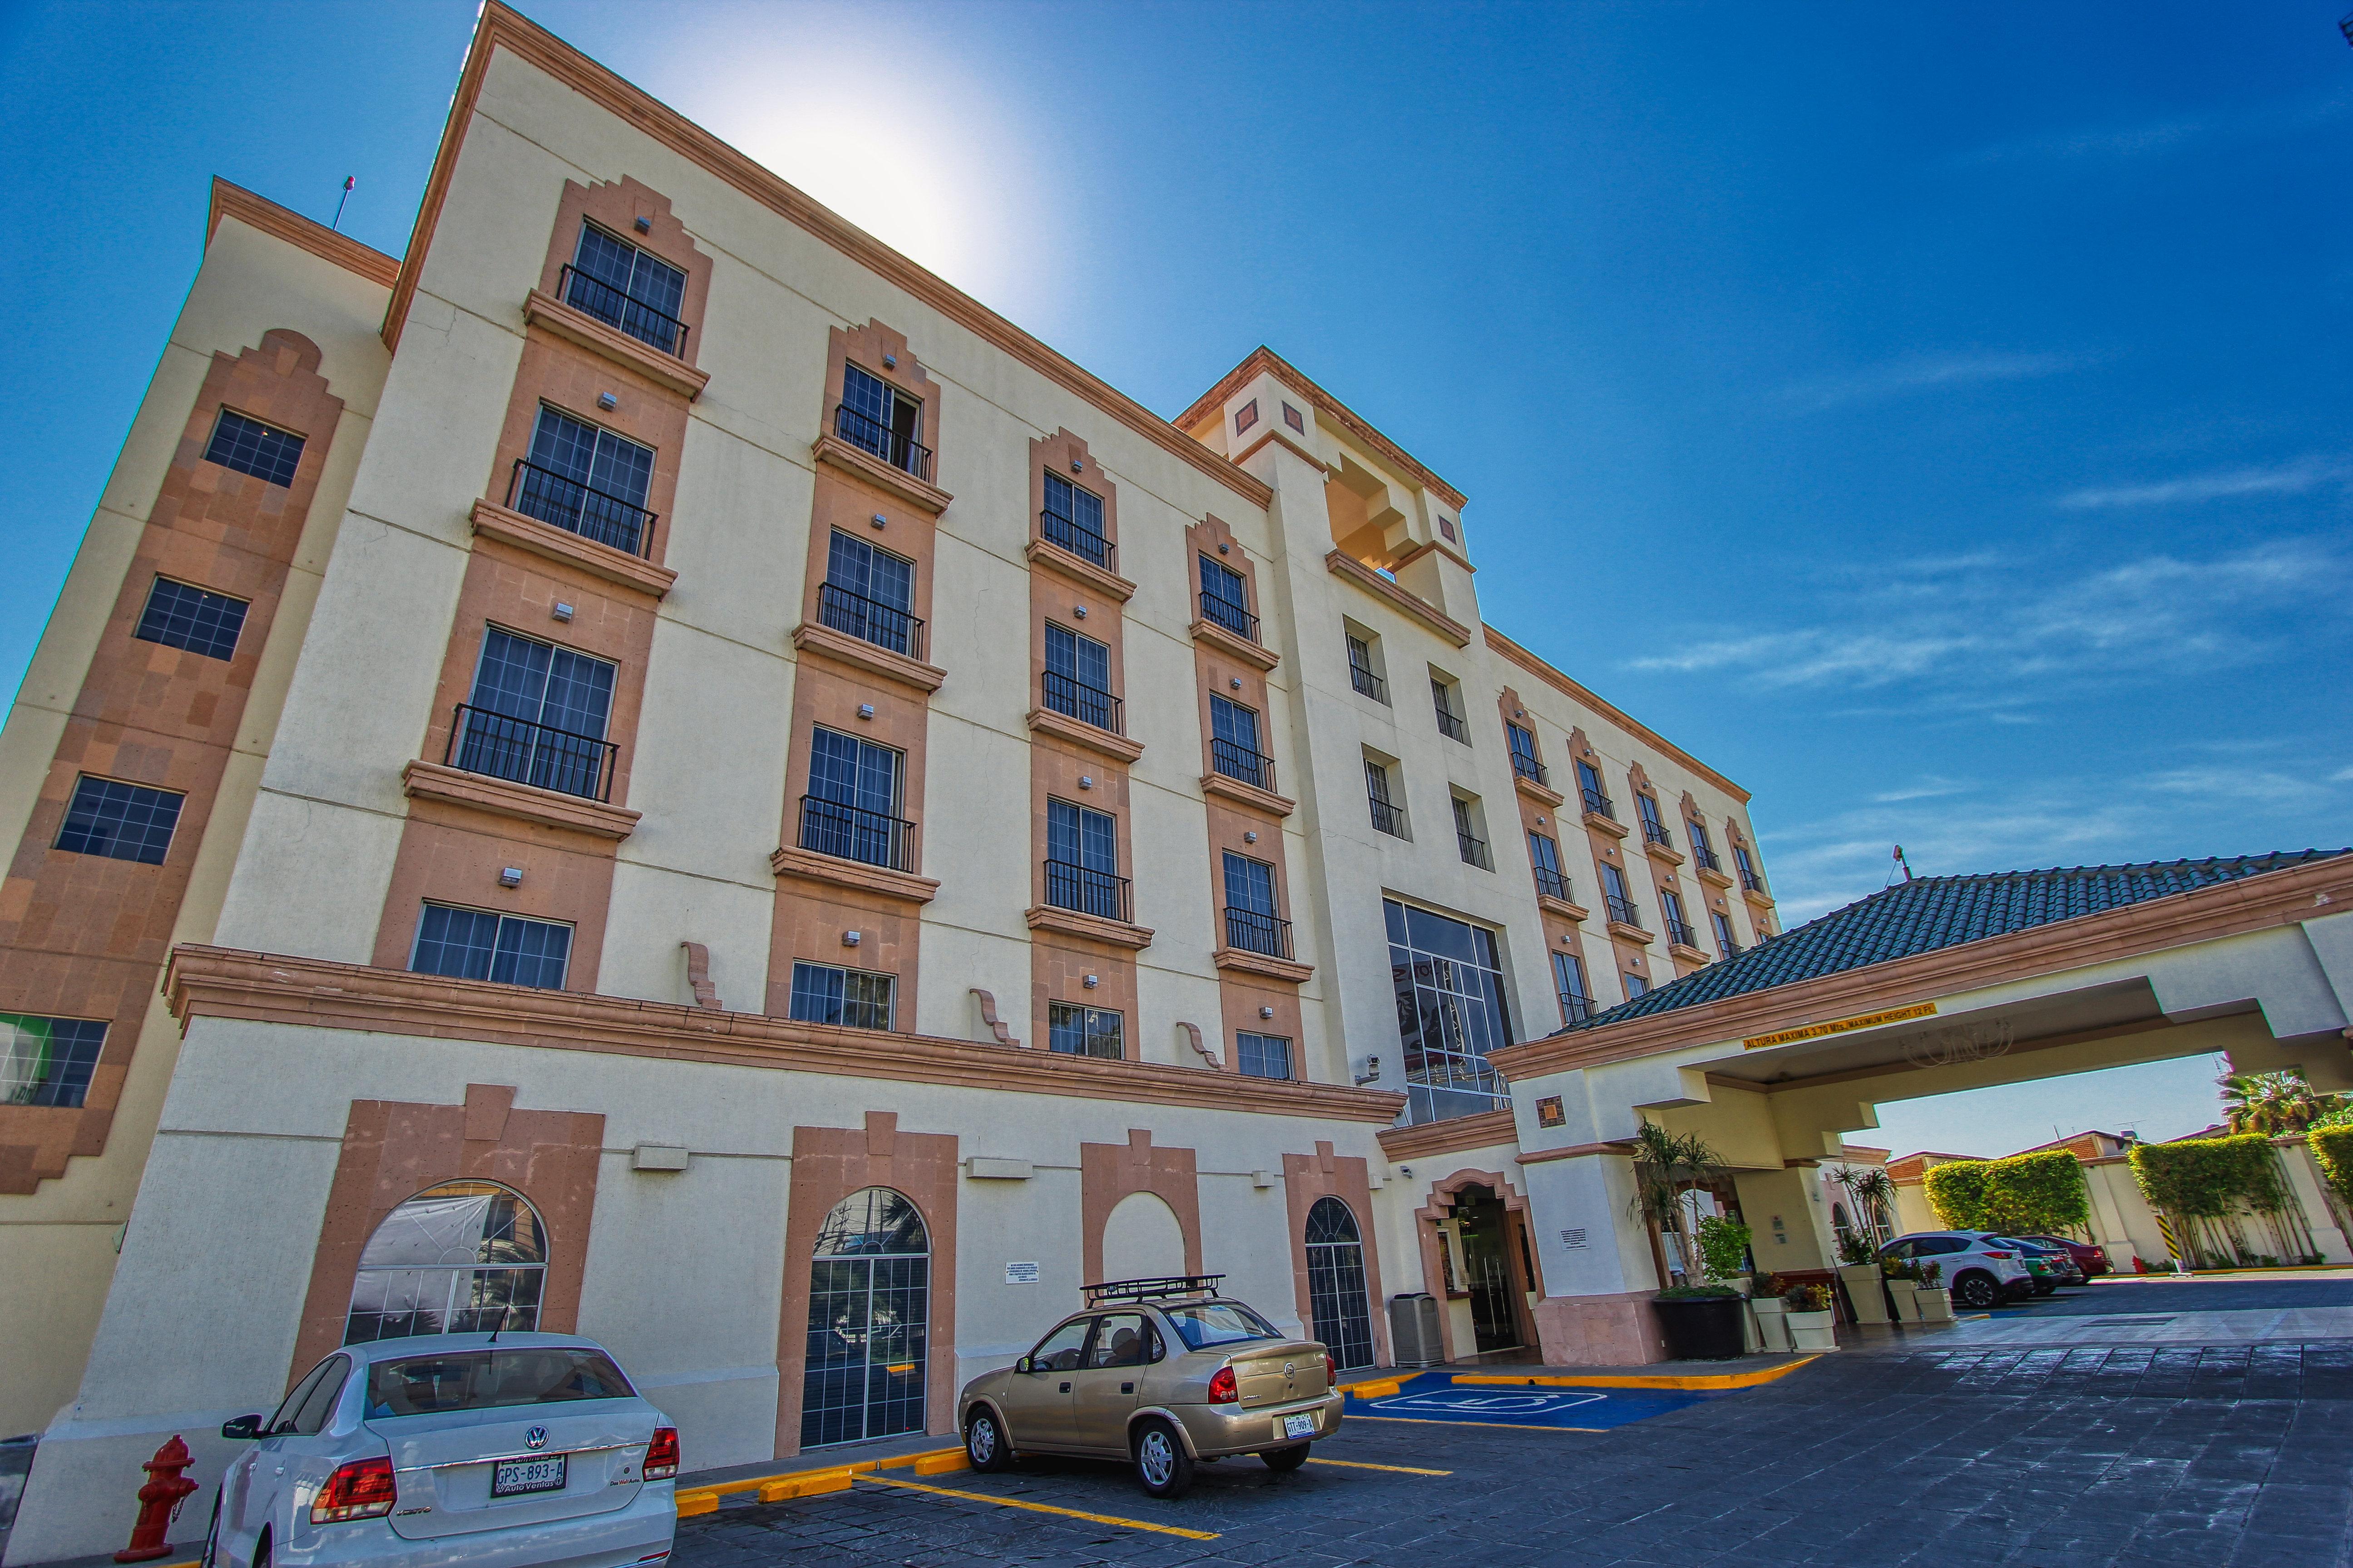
(680, 942), (721, 1010)
(1178, 1021), (1223, 1069)
(972, 988), (1023, 1048)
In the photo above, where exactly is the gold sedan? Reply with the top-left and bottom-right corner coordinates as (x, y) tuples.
(956, 1280), (1342, 1498)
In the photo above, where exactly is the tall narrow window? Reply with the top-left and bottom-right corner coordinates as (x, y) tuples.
(1687, 818), (1721, 873)
(1734, 843), (1765, 894)
(1431, 678), (1468, 742)
(513, 405), (657, 555)
(1345, 634), (1387, 703)
(1711, 909), (1742, 957)
(1197, 555), (1256, 641)
(1625, 971), (1651, 998)
(1452, 797), (1489, 868)
(1208, 694), (1270, 790)
(1236, 1031), (1293, 1081)
(1044, 623), (1117, 731)
(821, 530), (919, 657)
(1221, 851), (1286, 957)
(1600, 862), (1641, 929)
(1364, 758), (1405, 837)
(803, 1188), (929, 1448)
(1574, 759), (1612, 819)
(454, 628), (618, 800)
(410, 903), (573, 990)
(1, 1015), (108, 1109)
(1552, 952), (1593, 1025)
(1506, 723), (1544, 784)
(203, 409), (305, 488)
(135, 578), (249, 662)
(1046, 798), (1126, 921)
(1637, 794), (1672, 851)
(1661, 888), (1694, 947)
(790, 962), (895, 1031)
(1041, 472), (1110, 568)
(838, 363), (929, 480)
(55, 777), (183, 865)
(1528, 833), (1569, 901)
(1304, 1198), (1375, 1369)
(1048, 1002), (1123, 1059)
(1386, 897), (1513, 1124)
(567, 222), (689, 355)
(802, 727), (909, 868)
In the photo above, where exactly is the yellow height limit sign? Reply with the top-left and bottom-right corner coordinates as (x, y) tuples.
(1743, 1001), (1936, 1051)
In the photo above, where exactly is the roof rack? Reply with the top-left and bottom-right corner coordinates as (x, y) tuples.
(1082, 1274), (1226, 1306)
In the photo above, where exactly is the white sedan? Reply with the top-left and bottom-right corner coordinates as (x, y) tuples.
(204, 1332), (677, 1568)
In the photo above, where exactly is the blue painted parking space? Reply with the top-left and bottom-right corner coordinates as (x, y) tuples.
(1348, 1372), (1714, 1430)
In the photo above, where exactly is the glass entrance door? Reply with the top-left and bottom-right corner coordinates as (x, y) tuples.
(802, 1188), (930, 1448)
(1453, 1185), (1523, 1353)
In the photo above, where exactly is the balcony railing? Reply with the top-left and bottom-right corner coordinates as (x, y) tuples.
(1369, 797), (1406, 838)
(1533, 864), (1571, 902)
(1666, 917), (1697, 948)
(1740, 868), (1766, 895)
(1434, 703), (1469, 743)
(1581, 786), (1616, 820)
(1223, 905), (1294, 959)
(1642, 819), (1674, 851)
(1198, 591), (1260, 644)
(834, 404), (934, 484)
(506, 459), (657, 557)
(1560, 991), (1595, 1026)
(1512, 754), (1549, 787)
(559, 263), (690, 358)
(1604, 893), (1643, 929)
(448, 703), (617, 802)
(1042, 670), (1122, 733)
(1691, 843), (1724, 873)
(799, 795), (915, 871)
(1456, 829), (1491, 870)
(1721, 938), (1747, 959)
(1044, 858), (1131, 923)
(818, 582), (925, 661)
(1039, 509), (1114, 572)
(1211, 737), (1275, 793)
(1350, 664), (1388, 703)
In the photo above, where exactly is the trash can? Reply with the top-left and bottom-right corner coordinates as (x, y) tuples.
(1388, 1292), (1444, 1367)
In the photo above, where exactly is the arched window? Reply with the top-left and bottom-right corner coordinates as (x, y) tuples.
(346, 1180), (547, 1344)
(803, 1187), (929, 1448)
(1304, 1196), (1375, 1370)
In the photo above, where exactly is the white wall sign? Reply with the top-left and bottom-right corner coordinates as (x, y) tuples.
(1004, 1261), (1041, 1285)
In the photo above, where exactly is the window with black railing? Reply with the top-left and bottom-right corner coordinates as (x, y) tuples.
(1554, 951), (1596, 1027)
(1507, 723), (1546, 784)
(1637, 794), (1672, 850)
(1529, 832), (1570, 902)
(1365, 758), (1406, 838)
(1346, 635), (1388, 703)
(1046, 798), (1126, 921)
(512, 407), (657, 556)
(1041, 669), (1122, 733)
(1045, 624), (1119, 732)
(1666, 917), (1697, 947)
(1041, 473), (1113, 569)
(837, 363), (931, 482)
(1574, 759), (1615, 820)
(1043, 858), (1132, 922)
(1197, 555), (1258, 643)
(1661, 890), (1694, 949)
(1221, 852), (1288, 957)
(453, 628), (618, 801)
(818, 582), (924, 660)
(820, 528), (922, 657)
(1690, 839), (1723, 873)
(801, 727), (911, 869)
(1209, 694), (1272, 791)
(799, 795), (915, 870)
(1432, 680), (1469, 743)
(450, 704), (618, 802)
(1734, 845), (1765, 894)
(568, 223), (688, 356)
(1600, 862), (1643, 930)
(1452, 799), (1490, 869)
(1711, 911), (1744, 959)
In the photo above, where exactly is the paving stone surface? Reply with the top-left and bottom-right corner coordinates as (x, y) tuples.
(672, 1335), (2353, 1568)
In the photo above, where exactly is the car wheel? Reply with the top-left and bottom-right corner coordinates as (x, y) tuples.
(1261, 1444), (1310, 1473)
(1951, 1271), (1999, 1310)
(1131, 1417), (1194, 1499)
(964, 1407), (1012, 1473)
(252, 1533), (272, 1568)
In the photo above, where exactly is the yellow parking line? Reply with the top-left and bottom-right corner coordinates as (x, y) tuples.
(1307, 1456), (1451, 1474)
(855, 1473), (1220, 1539)
(1451, 1355), (1820, 1392)
(1348, 1414), (1603, 1432)
(675, 1445), (969, 1514)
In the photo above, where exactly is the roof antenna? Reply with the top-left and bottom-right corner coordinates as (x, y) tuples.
(487, 1304), (511, 1344)
(1889, 844), (1915, 884)
(332, 176), (355, 232)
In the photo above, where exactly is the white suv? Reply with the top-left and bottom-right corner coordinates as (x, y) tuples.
(1878, 1232), (2037, 1310)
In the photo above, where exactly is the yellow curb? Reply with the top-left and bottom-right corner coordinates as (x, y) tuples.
(758, 1467), (855, 1503)
(1307, 1456), (1452, 1474)
(1451, 1354), (1821, 1392)
(1342, 1378), (1407, 1400)
(677, 1492), (718, 1517)
(912, 1448), (971, 1475)
(674, 1445), (967, 1512)
(855, 1473), (1220, 1539)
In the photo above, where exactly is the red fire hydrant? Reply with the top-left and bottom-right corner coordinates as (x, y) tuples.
(114, 1435), (199, 1563)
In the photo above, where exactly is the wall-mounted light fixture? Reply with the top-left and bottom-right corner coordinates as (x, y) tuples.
(1243, 830), (1257, 843)
(870, 513), (887, 529)
(633, 215), (652, 233)
(598, 392), (618, 411)
(1229, 677), (1241, 690)
(1217, 542), (1230, 554)
(1070, 458), (1084, 473)
(1259, 1006), (1275, 1020)
(1078, 775), (1095, 790)
(857, 703), (875, 720)
(551, 602), (575, 622)
(1083, 973), (1099, 989)
(882, 352), (897, 369)
(842, 930), (862, 947)
(499, 867), (524, 888)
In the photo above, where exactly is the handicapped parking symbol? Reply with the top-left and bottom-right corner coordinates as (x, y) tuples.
(1371, 1389), (1608, 1415)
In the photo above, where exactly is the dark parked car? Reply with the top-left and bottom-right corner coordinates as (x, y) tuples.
(2021, 1234), (2111, 1277)
(2003, 1238), (2081, 1291)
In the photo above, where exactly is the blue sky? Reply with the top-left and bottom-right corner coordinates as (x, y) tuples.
(5, 2), (2347, 1153)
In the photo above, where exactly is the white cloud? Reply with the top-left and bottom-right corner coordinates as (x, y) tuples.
(1777, 353), (2078, 414)
(2056, 458), (2349, 511)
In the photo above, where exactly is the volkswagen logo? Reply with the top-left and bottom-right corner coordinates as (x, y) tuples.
(524, 1425), (549, 1451)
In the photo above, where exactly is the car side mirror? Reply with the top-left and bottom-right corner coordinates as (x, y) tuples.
(220, 1413), (265, 1440)
(1014, 1357), (1034, 1375)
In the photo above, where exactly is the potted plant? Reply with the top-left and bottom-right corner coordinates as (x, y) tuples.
(1697, 1215), (1758, 1349)
(1913, 1261), (1953, 1322)
(1629, 1122), (1747, 1358)
(1883, 1255), (1923, 1322)
(1834, 1228), (1891, 1325)
(1748, 1270), (1793, 1352)
(1784, 1282), (1837, 1351)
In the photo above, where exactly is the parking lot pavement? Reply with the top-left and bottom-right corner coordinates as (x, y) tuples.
(675, 1295), (2353, 1567)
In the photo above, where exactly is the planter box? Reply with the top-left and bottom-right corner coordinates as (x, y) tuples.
(1887, 1278), (1922, 1322)
(1750, 1295), (1793, 1353)
(1914, 1287), (1953, 1322)
(1787, 1308), (1837, 1351)
(1838, 1263), (1890, 1324)
(1651, 1295), (1748, 1360)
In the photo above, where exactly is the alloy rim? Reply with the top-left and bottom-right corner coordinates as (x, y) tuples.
(969, 1419), (995, 1462)
(1138, 1430), (1174, 1485)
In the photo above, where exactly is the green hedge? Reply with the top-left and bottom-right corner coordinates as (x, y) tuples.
(1923, 1149), (2090, 1235)
(2127, 1133), (2289, 1218)
(2312, 1124), (2353, 1207)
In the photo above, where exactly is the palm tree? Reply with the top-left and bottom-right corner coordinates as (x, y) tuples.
(2219, 1070), (2334, 1136)
(1627, 1120), (1726, 1284)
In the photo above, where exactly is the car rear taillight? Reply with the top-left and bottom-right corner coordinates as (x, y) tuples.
(1325, 1354), (1338, 1387)
(1208, 1366), (1238, 1404)
(2090, 1247), (2106, 1262)
(1982, 1251), (2012, 1259)
(311, 1455), (396, 1524)
(644, 1426), (679, 1481)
